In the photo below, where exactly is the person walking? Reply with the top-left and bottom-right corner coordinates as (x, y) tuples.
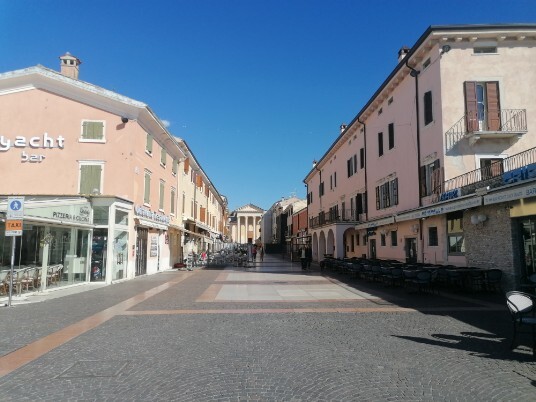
(300, 247), (307, 270)
(306, 245), (312, 269)
(252, 245), (257, 261)
(259, 246), (264, 262)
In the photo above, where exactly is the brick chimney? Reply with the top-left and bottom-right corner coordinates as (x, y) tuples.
(59, 52), (81, 79)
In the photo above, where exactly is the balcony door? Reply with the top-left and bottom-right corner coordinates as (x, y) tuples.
(465, 81), (501, 132)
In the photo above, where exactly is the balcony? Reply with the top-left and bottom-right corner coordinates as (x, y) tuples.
(445, 109), (527, 151)
(309, 209), (362, 229)
(434, 146), (536, 201)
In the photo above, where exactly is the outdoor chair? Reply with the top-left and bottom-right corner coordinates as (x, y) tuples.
(505, 291), (536, 356)
(483, 269), (502, 293)
(408, 270), (434, 294)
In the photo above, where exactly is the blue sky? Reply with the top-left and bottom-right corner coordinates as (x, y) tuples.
(1, 0), (535, 211)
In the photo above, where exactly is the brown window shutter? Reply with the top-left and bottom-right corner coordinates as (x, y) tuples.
(184, 158), (190, 173)
(486, 82), (501, 131)
(464, 82), (479, 132)
(200, 207), (206, 222)
(196, 175), (203, 188)
(419, 166), (427, 197)
(205, 186), (209, 197)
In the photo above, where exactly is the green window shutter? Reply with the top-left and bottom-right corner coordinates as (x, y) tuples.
(146, 134), (153, 153)
(82, 122), (104, 140)
(161, 149), (167, 165)
(79, 165), (102, 194)
(159, 181), (165, 210)
(144, 173), (151, 203)
(172, 159), (178, 174)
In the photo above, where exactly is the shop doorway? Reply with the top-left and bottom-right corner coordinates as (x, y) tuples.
(91, 229), (107, 282)
(369, 239), (377, 259)
(136, 228), (148, 276)
(520, 218), (536, 280)
(405, 238), (417, 263)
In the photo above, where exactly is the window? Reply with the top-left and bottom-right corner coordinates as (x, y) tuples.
(428, 227), (438, 246)
(447, 211), (465, 255)
(319, 182), (324, 197)
(424, 91), (433, 125)
(172, 159), (178, 175)
(480, 158), (504, 180)
(146, 133), (153, 154)
(81, 121), (104, 142)
(347, 155), (358, 177)
(79, 163), (103, 194)
(330, 175), (333, 190)
(334, 172), (337, 188)
(464, 81), (501, 132)
(160, 149), (167, 166)
(390, 230), (397, 246)
(182, 193), (186, 213)
(375, 178), (398, 210)
(380, 234), (386, 246)
(388, 97), (394, 105)
(356, 192), (367, 216)
(144, 170), (151, 204)
(356, 234), (360, 246)
(474, 46), (497, 54)
(350, 235), (354, 252)
(378, 132), (383, 156)
(422, 58), (431, 69)
(388, 123), (394, 150)
(360, 148), (365, 168)
(420, 159), (441, 197)
(159, 180), (165, 211)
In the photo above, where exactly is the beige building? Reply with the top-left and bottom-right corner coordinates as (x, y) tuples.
(0, 53), (227, 292)
(304, 24), (536, 290)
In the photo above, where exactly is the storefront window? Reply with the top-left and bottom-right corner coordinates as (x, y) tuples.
(93, 206), (109, 225)
(112, 230), (128, 280)
(447, 211), (465, 255)
(115, 209), (129, 225)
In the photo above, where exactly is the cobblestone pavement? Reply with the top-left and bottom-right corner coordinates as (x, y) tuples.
(0, 254), (535, 401)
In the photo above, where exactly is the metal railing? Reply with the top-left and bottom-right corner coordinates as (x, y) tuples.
(434, 146), (536, 199)
(445, 109), (527, 151)
(309, 209), (362, 229)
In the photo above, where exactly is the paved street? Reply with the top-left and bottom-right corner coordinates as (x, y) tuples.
(0, 254), (535, 401)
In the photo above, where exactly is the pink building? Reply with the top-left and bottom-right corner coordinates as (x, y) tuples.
(304, 24), (536, 290)
(0, 53), (227, 293)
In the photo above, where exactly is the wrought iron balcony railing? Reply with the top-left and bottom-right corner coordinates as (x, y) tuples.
(445, 109), (527, 151)
(434, 146), (536, 200)
(309, 209), (363, 229)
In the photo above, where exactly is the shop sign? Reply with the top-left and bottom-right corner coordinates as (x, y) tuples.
(438, 188), (460, 202)
(26, 202), (92, 224)
(484, 182), (536, 205)
(356, 215), (394, 230)
(396, 196), (482, 222)
(134, 206), (170, 225)
(0, 133), (65, 163)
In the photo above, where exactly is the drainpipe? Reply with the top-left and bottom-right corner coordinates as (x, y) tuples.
(405, 59), (422, 208)
(357, 117), (368, 221)
(406, 59), (424, 262)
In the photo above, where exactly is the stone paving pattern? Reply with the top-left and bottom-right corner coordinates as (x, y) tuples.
(0, 254), (535, 401)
